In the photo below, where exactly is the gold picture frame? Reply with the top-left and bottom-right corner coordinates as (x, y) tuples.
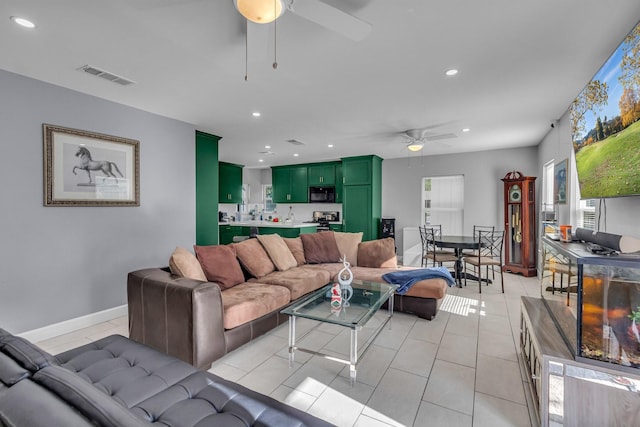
(43, 124), (140, 206)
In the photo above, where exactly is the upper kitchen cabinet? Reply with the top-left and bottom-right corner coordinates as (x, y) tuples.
(342, 155), (376, 185)
(308, 163), (337, 186)
(219, 162), (243, 203)
(272, 165), (308, 203)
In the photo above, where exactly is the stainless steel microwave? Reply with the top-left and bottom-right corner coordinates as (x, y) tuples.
(309, 186), (335, 203)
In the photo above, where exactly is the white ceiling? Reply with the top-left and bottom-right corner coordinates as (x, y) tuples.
(2, 0), (640, 168)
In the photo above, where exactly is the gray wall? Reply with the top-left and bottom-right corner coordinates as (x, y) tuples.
(537, 111), (640, 238)
(0, 70), (197, 333)
(383, 147), (539, 255)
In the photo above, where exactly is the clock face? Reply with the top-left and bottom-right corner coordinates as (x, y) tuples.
(509, 184), (521, 202)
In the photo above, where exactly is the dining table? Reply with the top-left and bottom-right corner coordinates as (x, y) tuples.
(432, 235), (488, 287)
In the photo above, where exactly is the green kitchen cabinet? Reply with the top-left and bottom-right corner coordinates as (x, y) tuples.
(342, 155), (375, 185)
(219, 225), (238, 245)
(272, 165), (308, 203)
(335, 163), (343, 203)
(196, 131), (220, 246)
(219, 162), (243, 203)
(219, 225), (251, 244)
(341, 155), (382, 241)
(257, 226), (316, 237)
(329, 224), (343, 232)
(308, 163), (336, 186)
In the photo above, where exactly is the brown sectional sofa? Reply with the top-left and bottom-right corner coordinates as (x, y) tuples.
(128, 232), (449, 370)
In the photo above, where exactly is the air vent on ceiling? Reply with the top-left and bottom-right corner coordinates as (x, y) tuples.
(259, 150), (276, 155)
(77, 65), (135, 86)
(287, 139), (306, 146)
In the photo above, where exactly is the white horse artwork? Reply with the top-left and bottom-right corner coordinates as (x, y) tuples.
(72, 146), (124, 184)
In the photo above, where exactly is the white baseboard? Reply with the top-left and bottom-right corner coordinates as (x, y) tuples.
(17, 305), (127, 343)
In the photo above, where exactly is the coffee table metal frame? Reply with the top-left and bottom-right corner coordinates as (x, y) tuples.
(280, 280), (396, 384)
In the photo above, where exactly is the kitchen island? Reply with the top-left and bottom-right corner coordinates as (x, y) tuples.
(219, 221), (318, 244)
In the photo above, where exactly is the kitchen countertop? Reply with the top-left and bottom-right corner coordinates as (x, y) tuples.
(219, 221), (319, 229)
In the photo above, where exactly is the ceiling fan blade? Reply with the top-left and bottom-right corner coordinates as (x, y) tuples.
(131, 0), (205, 10)
(288, 0), (372, 41)
(425, 133), (457, 141)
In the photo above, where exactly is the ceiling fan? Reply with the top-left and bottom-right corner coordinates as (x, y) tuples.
(135, 0), (371, 42)
(234, 0), (372, 41)
(399, 128), (457, 152)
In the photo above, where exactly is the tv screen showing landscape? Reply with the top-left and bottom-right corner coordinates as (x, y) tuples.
(569, 21), (640, 199)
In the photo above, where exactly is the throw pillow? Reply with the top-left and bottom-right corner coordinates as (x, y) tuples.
(193, 245), (245, 290)
(300, 231), (342, 264)
(283, 237), (306, 266)
(233, 238), (276, 278)
(357, 237), (398, 268)
(334, 231), (363, 266)
(256, 234), (298, 271)
(169, 246), (207, 281)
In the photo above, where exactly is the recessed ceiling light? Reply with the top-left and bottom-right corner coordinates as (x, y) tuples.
(328, 144), (334, 148)
(258, 159), (264, 162)
(445, 69), (458, 76)
(265, 145), (271, 149)
(11, 16), (36, 28)
(293, 153), (299, 157)
(462, 128), (470, 132)
(252, 112), (261, 117)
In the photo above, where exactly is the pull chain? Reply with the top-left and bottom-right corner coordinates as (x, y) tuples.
(273, 0), (278, 69)
(244, 18), (248, 81)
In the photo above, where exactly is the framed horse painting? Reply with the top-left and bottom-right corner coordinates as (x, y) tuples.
(43, 124), (140, 206)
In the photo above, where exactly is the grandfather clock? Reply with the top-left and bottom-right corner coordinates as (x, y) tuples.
(501, 171), (537, 276)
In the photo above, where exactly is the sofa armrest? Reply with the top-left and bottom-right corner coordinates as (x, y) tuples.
(127, 268), (226, 369)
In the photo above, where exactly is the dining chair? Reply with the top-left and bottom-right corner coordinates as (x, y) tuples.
(423, 224), (455, 255)
(463, 225), (495, 255)
(462, 230), (505, 293)
(419, 226), (458, 270)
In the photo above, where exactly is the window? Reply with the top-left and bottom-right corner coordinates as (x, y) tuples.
(541, 161), (555, 218)
(570, 152), (596, 229)
(262, 184), (275, 212)
(421, 175), (464, 234)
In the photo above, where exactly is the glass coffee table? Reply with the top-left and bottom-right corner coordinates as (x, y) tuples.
(280, 280), (397, 384)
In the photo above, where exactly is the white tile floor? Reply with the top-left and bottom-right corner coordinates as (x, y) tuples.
(35, 273), (541, 427)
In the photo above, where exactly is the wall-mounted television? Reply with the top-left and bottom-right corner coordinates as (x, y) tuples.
(569, 20), (640, 199)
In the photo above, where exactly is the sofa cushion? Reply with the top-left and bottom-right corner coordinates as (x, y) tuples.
(221, 282), (291, 330)
(233, 238), (276, 278)
(194, 245), (245, 290)
(0, 352), (31, 386)
(249, 267), (331, 300)
(33, 366), (150, 427)
(357, 238), (398, 268)
(168, 246), (207, 281)
(257, 234), (298, 271)
(282, 237), (306, 266)
(300, 231), (341, 264)
(0, 331), (59, 372)
(334, 231), (363, 266)
(0, 378), (96, 426)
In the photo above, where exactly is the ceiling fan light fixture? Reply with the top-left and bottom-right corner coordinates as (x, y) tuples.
(234, 0), (284, 24)
(407, 142), (424, 152)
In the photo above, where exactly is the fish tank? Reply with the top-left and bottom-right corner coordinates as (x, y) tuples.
(541, 237), (640, 373)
